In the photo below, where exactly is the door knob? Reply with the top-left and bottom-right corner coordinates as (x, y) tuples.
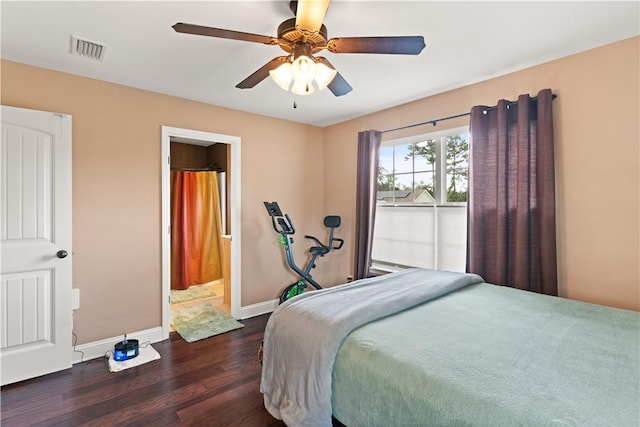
(56, 250), (68, 259)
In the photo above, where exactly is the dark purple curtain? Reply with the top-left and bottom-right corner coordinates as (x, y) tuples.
(466, 89), (557, 295)
(354, 130), (382, 280)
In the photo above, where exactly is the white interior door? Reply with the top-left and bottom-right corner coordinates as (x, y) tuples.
(1, 105), (73, 386)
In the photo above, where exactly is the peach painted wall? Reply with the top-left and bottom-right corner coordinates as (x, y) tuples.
(323, 36), (639, 311)
(1, 36), (637, 347)
(1, 60), (324, 343)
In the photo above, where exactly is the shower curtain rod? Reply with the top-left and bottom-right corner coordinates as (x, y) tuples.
(381, 93), (557, 134)
(171, 167), (218, 172)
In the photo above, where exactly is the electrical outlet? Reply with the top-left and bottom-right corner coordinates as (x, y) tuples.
(72, 288), (80, 310)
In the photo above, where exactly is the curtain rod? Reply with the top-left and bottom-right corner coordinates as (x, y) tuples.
(170, 167), (218, 172)
(381, 93), (557, 134)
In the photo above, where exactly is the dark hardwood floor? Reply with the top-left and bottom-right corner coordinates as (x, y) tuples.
(1, 314), (286, 426)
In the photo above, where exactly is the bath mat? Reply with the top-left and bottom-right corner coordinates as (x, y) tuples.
(171, 286), (216, 304)
(171, 303), (243, 343)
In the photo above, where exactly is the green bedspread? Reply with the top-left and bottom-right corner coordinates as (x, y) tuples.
(262, 269), (484, 426)
(332, 283), (640, 427)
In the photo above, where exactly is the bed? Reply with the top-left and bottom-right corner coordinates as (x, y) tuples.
(260, 269), (640, 427)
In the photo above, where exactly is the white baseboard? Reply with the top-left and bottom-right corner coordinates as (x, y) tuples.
(237, 299), (278, 320)
(73, 327), (165, 364)
(74, 302), (277, 364)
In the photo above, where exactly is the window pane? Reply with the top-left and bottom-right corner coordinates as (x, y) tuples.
(377, 173), (396, 193)
(445, 133), (469, 170)
(394, 144), (413, 173)
(394, 173), (413, 192)
(413, 139), (436, 172)
(446, 168), (468, 202)
(413, 172), (435, 202)
(444, 132), (469, 203)
(379, 145), (394, 175)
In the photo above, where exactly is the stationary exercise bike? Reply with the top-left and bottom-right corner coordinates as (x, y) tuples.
(264, 201), (343, 304)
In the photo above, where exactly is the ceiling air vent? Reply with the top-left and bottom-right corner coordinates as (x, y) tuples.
(70, 35), (108, 61)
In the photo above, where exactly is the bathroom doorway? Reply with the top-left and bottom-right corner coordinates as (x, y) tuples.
(170, 145), (229, 320)
(160, 126), (241, 340)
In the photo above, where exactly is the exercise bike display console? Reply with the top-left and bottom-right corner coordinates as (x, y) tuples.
(264, 201), (344, 304)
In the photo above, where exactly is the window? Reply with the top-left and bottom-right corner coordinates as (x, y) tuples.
(372, 127), (469, 273)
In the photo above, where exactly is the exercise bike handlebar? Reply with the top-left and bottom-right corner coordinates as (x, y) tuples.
(304, 235), (323, 247)
(273, 214), (295, 235)
(264, 201), (296, 235)
(332, 238), (344, 250)
(304, 235), (344, 253)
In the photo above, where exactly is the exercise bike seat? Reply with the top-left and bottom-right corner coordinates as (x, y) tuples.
(309, 245), (330, 256)
(305, 235), (329, 255)
(306, 215), (342, 256)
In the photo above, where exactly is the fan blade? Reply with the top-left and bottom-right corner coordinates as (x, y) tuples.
(172, 23), (277, 45)
(327, 72), (352, 97)
(236, 57), (289, 89)
(295, 0), (330, 33)
(327, 36), (426, 55)
(315, 57), (352, 96)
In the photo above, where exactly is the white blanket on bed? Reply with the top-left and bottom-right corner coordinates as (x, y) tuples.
(260, 268), (484, 427)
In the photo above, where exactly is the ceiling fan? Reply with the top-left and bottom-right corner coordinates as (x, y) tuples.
(172, 0), (426, 97)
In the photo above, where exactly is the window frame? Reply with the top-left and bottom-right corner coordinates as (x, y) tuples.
(378, 125), (469, 206)
(372, 126), (469, 274)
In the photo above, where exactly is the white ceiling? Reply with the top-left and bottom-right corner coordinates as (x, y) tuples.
(1, 1), (638, 127)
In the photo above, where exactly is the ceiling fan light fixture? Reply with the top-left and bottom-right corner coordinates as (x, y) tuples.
(291, 80), (315, 96)
(269, 62), (293, 90)
(314, 61), (337, 90)
(291, 55), (316, 85)
(269, 54), (336, 94)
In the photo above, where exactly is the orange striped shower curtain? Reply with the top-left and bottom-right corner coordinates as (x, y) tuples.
(171, 171), (223, 290)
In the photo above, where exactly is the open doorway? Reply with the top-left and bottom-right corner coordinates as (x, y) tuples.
(161, 126), (241, 340)
(169, 141), (229, 317)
